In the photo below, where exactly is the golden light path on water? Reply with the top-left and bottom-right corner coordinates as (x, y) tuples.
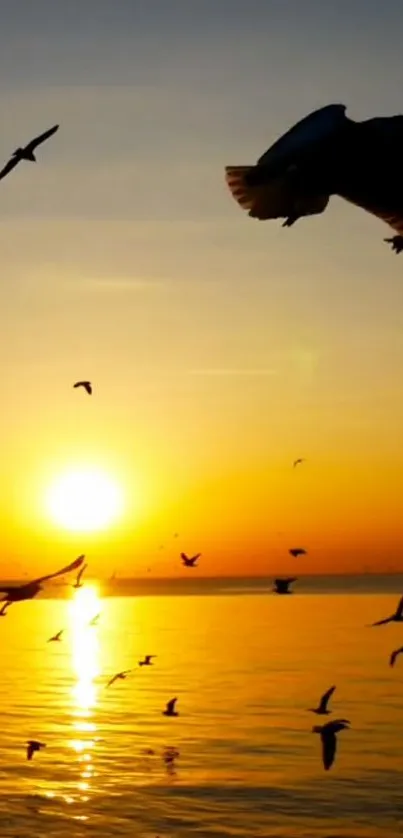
(68, 586), (101, 809)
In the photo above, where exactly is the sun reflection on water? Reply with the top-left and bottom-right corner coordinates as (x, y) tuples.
(69, 585), (101, 801)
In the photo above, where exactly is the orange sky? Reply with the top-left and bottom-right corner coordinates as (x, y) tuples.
(1, 2), (403, 578)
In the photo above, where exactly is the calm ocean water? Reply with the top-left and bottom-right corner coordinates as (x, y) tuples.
(1, 575), (403, 837)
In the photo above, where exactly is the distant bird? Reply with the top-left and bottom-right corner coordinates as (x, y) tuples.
(390, 647), (403, 667)
(273, 577), (296, 594)
(26, 740), (46, 761)
(173, 533), (179, 538)
(73, 381), (92, 395)
(163, 698), (179, 717)
(308, 685), (336, 715)
(293, 458), (305, 468)
(225, 102), (403, 252)
(371, 596), (403, 626)
(312, 719), (350, 770)
(181, 552), (201, 567)
(89, 613), (100, 627)
(162, 746), (180, 773)
(47, 629), (63, 643)
(0, 555), (85, 603)
(139, 655), (156, 667)
(0, 602), (10, 616)
(73, 564), (87, 589)
(0, 124), (59, 182)
(289, 548), (306, 558)
(106, 670), (133, 688)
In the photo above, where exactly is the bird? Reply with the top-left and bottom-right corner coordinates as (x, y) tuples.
(273, 577), (296, 594)
(312, 719), (350, 770)
(0, 125), (59, 182)
(47, 629), (63, 643)
(371, 595), (403, 626)
(293, 458), (305, 468)
(26, 740), (46, 761)
(73, 564), (87, 589)
(89, 613), (100, 627)
(163, 698), (179, 717)
(308, 685), (336, 715)
(0, 555), (85, 603)
(0, 602), (10, 616)
(289, 548), (306, 558)
(181, 552), (201, 567)
(139, 655), (156, 667)
(73, 381), (92, 395)
(224, 103), (403, 252)
(389, 647), (403, 667)
(106, 670), (133, 688)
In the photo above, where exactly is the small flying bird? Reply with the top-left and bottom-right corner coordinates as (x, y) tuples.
(73, 564), (87, 589)
(289, 548), (306, 558)
(181, 552), (201, 567)
(0, 555), (85, 603)
(0, 602), (10, 616)
(312, 719), (350, 771)
(273, 577), (296, 594)
(390, 646), (403, 667)
(106, 670), (133, 688)
(73, 381), (92, 395)
(47, 629), (63, 643)
(139, 655), (156, 667)
(26, 740), (46, 761)
(0, 124), (59, 182)
(163, 698), (179, 717)
(371, 595), (403, 626)
(293, 458), (305, 468)
(225, 103), (403, 252)
(89, 613), (100, 627)
(308, 685), (336, 715)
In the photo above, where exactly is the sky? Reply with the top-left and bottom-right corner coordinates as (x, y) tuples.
(1, 0), (403, 578)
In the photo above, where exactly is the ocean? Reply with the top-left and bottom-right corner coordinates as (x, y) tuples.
(0, 574), (403, 837)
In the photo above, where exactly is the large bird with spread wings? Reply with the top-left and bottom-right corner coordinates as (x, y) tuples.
(0, 124), (59, 182)
(225, 103), (403, 253)
(0, 555), (85, 603)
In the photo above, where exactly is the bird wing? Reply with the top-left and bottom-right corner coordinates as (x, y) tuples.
(180, 553), (189, 562)
(0, 156), (20, 181)
(33, 554), (85, 585)
(321, 730), (337, 770)
(106, 674), (118, 687)
(77, 564), (87, 584)
(86, 383), (92, 394)
(390, 647), (403, 667)
(167, 698), (177, 712)
(371, 616), (392, 626)
(26, 124), (59, 152)
(190, 553), (201, 561)
(26, 743), (34, 760)
(395, 596), (403, 618)
(257, 104), (348, 170)
(319, 685), (336, 711)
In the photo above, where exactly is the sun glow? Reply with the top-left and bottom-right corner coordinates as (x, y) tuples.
(45, 467), (124, 532)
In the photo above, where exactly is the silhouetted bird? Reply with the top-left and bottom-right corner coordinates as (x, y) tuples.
(163, 698), (179, 717)
(73, 381), (92, 395)
(181, 552), (201, 567)
(273, 577), (296, 594)
(73, 564), (87, 589)
(47, 630), (63, 643)
(225, 103), (403, 252)
(312, 719), (350, 770)
(293, 458), (305, 468)
(106, 670), (133, 688)
(139, 655), (156, 667)
(371, 595), (403, 626)
(289, 548), (306, 558)
(0, 125), (59, 182)
(308, 685), (336, 715)
(389, 647), (403, 667)
(26, 740), (46, 761)
(0, 555), (85, 603)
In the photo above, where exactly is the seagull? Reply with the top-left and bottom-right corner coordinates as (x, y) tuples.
(163, 698), (179, 717)
(273, 577), (297, 594)
(0, 602), (10, 616)
(73, 564), (87, 589)
(293, 458), (305, 468)
(181, 552), (201, 567)
(371, 595), (403, 626)
(139, 655), (156, 667)
(308, 685), (336, 715)
(89, 613), (100, 627)
(0, 555), (85, 603)
(106, 670), (133, 688)
(47, 629), (63, 643)
(225, 103), (403, 252)
(389, 647), (403, 667)
(73, 381), (92, 395)
(289, 548), (306, 558)
(312, 719), (350, 770)
(0, 125), (59, 182)
(26, 740), (46, 761)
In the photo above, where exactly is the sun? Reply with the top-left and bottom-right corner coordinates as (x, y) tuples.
(46, 467), (124, 532)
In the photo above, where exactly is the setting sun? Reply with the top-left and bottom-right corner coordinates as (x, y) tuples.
(45, 468), (124, 533)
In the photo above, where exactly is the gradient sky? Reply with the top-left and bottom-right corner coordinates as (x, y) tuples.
(2, 0), (403, 578)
